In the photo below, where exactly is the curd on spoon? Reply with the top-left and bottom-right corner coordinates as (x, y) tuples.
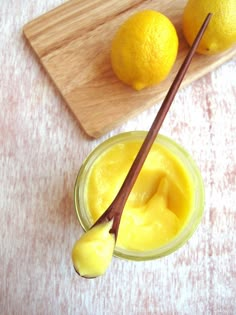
(72, 220), (115, 278)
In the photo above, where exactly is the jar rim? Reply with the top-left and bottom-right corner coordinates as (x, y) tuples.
(74, 131), (205, 261)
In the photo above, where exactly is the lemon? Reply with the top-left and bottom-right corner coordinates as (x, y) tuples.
(182, 0), (236, 55)
(111, 10), (178, 91)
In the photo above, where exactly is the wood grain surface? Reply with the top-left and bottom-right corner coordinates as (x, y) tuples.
(23, 0), (236, 137)
(1, 1), (236, 315)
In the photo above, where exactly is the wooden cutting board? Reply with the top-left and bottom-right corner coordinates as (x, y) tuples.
(23, 0), (236, 138)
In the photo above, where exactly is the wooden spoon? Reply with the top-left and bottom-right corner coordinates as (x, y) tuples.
(92, 13), (212, 240)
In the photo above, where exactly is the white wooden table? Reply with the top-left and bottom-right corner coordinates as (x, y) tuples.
(1, 1), (236, 314)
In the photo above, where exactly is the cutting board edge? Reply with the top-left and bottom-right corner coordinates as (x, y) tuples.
(74, 51), (236, 138)
(22, 0), (236, 139)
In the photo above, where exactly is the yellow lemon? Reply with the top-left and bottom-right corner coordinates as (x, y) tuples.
(111, 10), (178, 91)
(182, 0), (236, 55)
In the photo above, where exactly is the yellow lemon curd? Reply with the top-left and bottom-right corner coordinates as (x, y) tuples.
(72, 220), (115, 277)
(85, 139), (194, 252)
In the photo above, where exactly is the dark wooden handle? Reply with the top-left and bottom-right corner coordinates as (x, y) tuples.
(94, 13), (212, 239)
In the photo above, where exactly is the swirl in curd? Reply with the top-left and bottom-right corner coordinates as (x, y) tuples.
(85, 139), (194, 251)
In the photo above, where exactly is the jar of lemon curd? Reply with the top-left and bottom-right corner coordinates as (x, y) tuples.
(74, 132), (204, 261)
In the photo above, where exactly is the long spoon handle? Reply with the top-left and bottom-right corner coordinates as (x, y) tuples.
(97, 13), (212, 236)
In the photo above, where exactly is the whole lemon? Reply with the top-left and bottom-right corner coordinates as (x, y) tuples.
(182, 0), (236, 55)
(111, 10), (178, 91)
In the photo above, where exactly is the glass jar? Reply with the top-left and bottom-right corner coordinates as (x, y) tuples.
(74, 131), (204, 261)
